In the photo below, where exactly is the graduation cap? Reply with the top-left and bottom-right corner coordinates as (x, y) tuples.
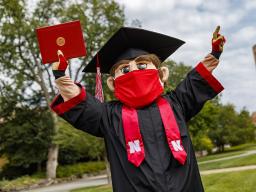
(83, 27), (185, 73)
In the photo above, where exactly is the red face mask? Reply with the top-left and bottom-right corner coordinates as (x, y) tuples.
(114, 69), (164, 108)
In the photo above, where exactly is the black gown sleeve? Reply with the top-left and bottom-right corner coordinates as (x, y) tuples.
(50, 84), (104, 137)
(170, 62), (224, 122)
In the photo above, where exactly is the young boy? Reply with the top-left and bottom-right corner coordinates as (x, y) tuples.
(50, 26), (225, 192)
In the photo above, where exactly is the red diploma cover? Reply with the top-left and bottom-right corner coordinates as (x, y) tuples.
(36, 20), (86, 64)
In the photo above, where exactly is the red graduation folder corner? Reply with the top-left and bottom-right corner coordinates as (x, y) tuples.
(36, 20), (86, 64)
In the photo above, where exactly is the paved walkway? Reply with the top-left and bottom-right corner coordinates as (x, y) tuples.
(26, 165), (256, 192)
(24, 175), (108, 192)
(24, 150), (256, 192)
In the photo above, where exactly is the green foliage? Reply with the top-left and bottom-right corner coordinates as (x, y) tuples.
(56, 161), (106, 178)
(190, 99), (255, 152)
(210, 104), (237, 151)
(0, 106), (53, 179)
(0, 107), (53, 166)
(0, 157), (8, 169)
(0, 84), (53, 178)
(56, 119), (105, 164)
(0, 0), (125, 101)
(193, 135), (214, 154)
(229, 109), (255, 146)
(0, 0), (125, 178)
(164, 60), (192, 90)
(0, 162), (105, 191)
(0, 175), (43, 192)
(189, 101), (220, 152)
(207, 104), (255, 151)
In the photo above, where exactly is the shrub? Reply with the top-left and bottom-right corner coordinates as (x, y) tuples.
(56, 161), (106, 178)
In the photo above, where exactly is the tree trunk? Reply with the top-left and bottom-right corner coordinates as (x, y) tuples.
(219, 144), (224, 152)
(37, 162), (42, 172)
(34, 56), (60, 179)
(221, 144), (225, 152)
(46, 111), (59, 179)
(46, 144), (59, 179)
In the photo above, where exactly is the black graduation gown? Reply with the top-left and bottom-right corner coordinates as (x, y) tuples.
(51, 63), (224, 192)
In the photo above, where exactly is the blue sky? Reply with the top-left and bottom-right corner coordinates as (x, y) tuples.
(117, 0), (256, 113)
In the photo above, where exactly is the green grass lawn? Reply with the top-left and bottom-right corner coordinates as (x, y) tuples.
(202, 169), (256, 192)
(199, 153), (256, 171)
(72, 185), (112, 192)
(197, 151), (244, 162)
(197, 142), (256, 163)
(71, 170), (256, 192)
(225, 143), (256, 152)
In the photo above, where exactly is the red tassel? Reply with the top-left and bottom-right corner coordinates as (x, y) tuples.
(95, 54), (104, 102)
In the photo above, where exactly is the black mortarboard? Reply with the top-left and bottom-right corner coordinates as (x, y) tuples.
(83, 27), (185, 73)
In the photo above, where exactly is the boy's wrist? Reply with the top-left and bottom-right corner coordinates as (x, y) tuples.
(210, 51), (222, 60)
(53, 70), (65, 79)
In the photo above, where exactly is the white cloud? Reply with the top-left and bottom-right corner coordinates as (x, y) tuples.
(244, 0), (256, 10)
(230, 26), (256, 47)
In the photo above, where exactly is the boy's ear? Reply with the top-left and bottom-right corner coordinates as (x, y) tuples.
(159, 66), (169, 82)
(107, 76), (115, 92)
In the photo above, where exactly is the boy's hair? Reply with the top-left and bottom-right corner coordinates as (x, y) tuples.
(110, 54), (161, 76)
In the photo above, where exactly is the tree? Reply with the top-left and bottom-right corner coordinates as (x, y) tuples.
(0, 0), (124, 179)
(164, 60), (192, 90)
(56, 119), (105, 164)
(207, 104), (237, 152)
(0, 83), (54, 178)
(229, 108), (255, 146)
(189, 101), (220, 154)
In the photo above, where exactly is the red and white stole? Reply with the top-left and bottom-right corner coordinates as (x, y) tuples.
(122, 97), (187, 167)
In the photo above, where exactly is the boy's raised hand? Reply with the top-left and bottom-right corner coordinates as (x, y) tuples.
(211, 26), (226, 59)
(52, 50), (68, 79)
